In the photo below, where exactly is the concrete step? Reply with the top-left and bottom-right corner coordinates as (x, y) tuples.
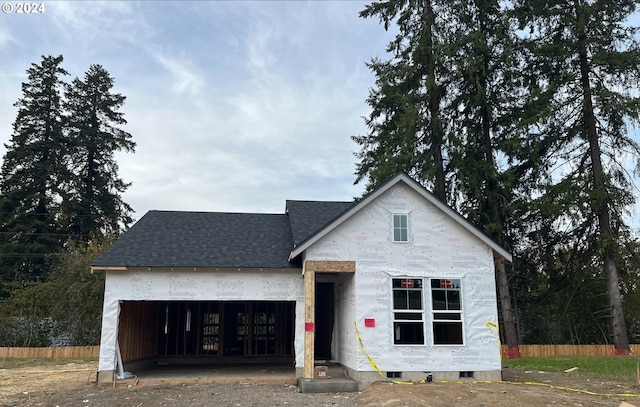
(298, 363), (360, 393)
(298, 377), (360, 393)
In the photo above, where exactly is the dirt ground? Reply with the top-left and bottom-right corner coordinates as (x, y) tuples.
(2, 360), (640, 407)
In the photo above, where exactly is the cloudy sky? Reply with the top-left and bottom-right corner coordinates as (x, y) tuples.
(0, 1), (393, 220)
(2, 1), (640, 230)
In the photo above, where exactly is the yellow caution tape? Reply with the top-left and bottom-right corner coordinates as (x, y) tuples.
(436, 379), (640, 398)
(354, 321), (426, 385)
(485, 321), (502, 360)
(485, 321), (498, 331)
(355, 320), (639, 397)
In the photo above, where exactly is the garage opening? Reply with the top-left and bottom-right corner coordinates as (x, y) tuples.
(159, 301), (294, 358)
(118, 301), (295, 365)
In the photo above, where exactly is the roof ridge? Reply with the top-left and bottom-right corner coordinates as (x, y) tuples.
(285, 199), (353, 204)
(147, 209), (287, 216)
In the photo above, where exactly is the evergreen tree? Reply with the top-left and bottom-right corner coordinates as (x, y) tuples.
(513, 0), (640, 351)
(0, 235), (110, 346)
(0, 55), (69, 297)
(62, 64), (135, 240)
(357, 0), (523, 352)
(444, 0), (522, 353)
(355, 0), (448, 200)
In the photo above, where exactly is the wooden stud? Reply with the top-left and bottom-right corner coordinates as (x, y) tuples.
(304, 266), (316, 379)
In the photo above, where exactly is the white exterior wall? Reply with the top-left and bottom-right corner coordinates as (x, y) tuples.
(305, 183), (501, 373)
(98, 268), (305, 372)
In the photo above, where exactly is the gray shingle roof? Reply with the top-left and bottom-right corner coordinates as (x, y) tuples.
(92, 210), (297, 268)
(92, 173), (511, 269)
(92, 200), (356, 269)
(285, 200), (354, 247)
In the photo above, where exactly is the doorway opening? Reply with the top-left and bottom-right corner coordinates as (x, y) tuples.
(315, 282), (334, 360)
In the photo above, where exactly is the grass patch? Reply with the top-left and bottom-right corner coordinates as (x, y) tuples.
(503, 356), (639, 385)
(0, 357), (97, 369)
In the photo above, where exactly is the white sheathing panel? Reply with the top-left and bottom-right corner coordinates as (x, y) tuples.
(305, 183), (501, 373)
(98, 269), (305, 371)
(98, 277), (120, 371)
(333, 273), (356, 367)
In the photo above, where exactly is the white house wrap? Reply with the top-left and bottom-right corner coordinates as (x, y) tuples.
(92, 173), (509, 385)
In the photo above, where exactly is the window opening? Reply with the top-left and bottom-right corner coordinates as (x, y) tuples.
(431, 278), (463, 345)
(392, 278), (425, 345)
(392, 214), (408, 242)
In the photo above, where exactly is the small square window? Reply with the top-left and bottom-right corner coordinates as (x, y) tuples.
(393, 214), (408, 242)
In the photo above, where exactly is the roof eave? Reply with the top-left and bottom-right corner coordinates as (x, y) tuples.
(90, 265), (128, 273)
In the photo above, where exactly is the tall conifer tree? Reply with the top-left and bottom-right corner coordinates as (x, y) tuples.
(62, 64), (135, 240)
(355, 0), (447, 200)
(0, 55), (69, 296)
(445, 0), (522, 354)
(513, 0), (640, 351)
(357, 0), (522, 352)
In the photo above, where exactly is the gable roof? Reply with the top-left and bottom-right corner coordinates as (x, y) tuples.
(92, 173), (512, 270)
(286, 200), (355, 247)
(92, 210), (296, 269)
(288, 172), (512, 262)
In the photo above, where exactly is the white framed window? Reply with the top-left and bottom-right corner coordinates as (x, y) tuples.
(392, 213), (409, 242)
(392, 278), (425, 345)
(431, 278), (463, 345)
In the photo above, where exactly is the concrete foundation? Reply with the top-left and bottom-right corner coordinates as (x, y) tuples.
(341, 366), (502, 386)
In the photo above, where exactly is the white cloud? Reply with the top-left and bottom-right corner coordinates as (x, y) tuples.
(148, 49), (205, 95)
(0, 29), (12, 49)
(51, 1), (144, 41)
(0, 1), (393, 219)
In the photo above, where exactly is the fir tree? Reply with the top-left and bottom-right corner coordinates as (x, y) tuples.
(355, 0), (447, 200)
(444, 0), (522, 353)
(62, 64), (136, 240)
(513, 0), (640, 351)
(0, 55), (69, 296)
(358, 0), (523, 352)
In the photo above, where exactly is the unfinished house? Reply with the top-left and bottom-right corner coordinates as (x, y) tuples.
(92, 172), (511, 387)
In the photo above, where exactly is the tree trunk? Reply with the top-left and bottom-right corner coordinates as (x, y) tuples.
(496, 260), (519, 352)
(476, 2), (520, 355)
(421, 0), (446, 200)
(576, 8), (630, 353)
